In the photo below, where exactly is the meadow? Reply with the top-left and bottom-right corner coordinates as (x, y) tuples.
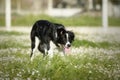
(0, 14), (120, 26)
(0, 27), (120, 80)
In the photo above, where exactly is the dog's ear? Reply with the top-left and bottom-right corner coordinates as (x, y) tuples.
(57, 28), (66, 35)
(71, 32), (75, 41)
(60, 29), (66, 35)
(68, 31), (75, 41)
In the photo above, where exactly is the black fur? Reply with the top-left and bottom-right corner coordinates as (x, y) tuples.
(30, 20), (75, 58)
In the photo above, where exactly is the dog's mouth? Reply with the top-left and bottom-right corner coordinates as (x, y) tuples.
(64, 46), (70, 53)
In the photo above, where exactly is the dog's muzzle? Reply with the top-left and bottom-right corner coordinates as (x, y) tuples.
(65, 42), (71, 48)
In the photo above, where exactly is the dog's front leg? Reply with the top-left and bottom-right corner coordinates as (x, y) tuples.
(48, 41), (55, 58)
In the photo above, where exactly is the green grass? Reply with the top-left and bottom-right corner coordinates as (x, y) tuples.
(109, 17), (120, 26)
(0, 51), (120, 80)
(73, 39), (120, 48)
(0, 14), (120, 26)
(0, 14), (5, 26)
(0, 31), (25, 36)
(0, 30), (120, 80)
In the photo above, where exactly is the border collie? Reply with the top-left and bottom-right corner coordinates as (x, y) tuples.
(30, 20), (74, 59)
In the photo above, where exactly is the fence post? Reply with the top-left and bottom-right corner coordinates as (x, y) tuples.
(102, 0), (108, 32)
(88, 0), (93, 10)
(5, 0), (11, 31)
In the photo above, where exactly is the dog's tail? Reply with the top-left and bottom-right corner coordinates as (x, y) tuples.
(30, 25), (36, 58)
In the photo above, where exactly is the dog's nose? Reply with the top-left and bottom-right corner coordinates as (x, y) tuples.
(67, 44), (71, 47)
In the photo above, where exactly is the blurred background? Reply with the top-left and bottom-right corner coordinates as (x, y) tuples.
(0, 0), (120, 27)
(0, 1), (120, 79)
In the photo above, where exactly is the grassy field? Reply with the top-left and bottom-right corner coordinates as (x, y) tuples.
(0, 14), (120, 26)
(0, 27), (120, 80)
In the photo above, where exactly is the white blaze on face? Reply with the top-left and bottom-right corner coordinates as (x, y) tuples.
(64, 33), (71, 53)
(65, 33), (70, 48)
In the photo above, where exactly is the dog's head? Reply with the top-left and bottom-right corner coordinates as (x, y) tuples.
(54, 23), (75, 52)
(57, 28), (75, 48)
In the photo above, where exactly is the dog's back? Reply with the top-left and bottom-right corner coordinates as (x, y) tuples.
(31, 20), (58, 42)
(30, 20), (58, 58)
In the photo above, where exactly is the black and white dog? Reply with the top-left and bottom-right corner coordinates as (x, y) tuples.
(30, 20), (74, 59)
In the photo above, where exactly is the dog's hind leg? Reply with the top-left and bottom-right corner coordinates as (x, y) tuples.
(42, 43), (49, 57)
(38, 42), (50, 57)
(38, 42), (45, 57)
